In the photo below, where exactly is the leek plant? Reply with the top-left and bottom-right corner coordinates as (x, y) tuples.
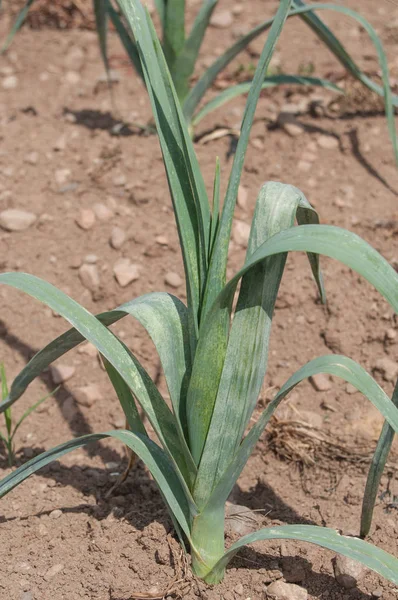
(1, 0), (398, 585)
(2, 0), (398, 156)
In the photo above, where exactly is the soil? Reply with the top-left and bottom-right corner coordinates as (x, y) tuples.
(0, 1), (398, 599)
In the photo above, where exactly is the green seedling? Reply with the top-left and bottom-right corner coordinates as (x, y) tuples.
(0, 363), (57, 466)
(0, 0), (398, 586)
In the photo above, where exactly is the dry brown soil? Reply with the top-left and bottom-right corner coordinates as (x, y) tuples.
(0, 1), (398, 599)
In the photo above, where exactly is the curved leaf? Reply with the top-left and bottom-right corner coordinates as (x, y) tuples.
(207, 355), (398, 512)
(207, 525), (398, 585)
(0, 274), (194, 483)
(0, 292), (191, 436)
(0, 429), (196, 538)
(1, 0), (35, 53)
(94, 0), (109, 76)
(107, 0), (144, 81)
(192, 75), (342, 127)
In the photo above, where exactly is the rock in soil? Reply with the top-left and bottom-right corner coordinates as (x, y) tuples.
(309, 373), (332, 392)
(50, 363), (76, 384)
(266, 580), (308, 600)
(332, 554), (365, 589)
(164, 271), (182, 288)
(110, 226), (126, 249)
(232, 219), (251, 248)
(225, 503), (260, 536)
(210, 9), (233, 28)
(0, 209), (37, 231)
(75, 208), (96, 230)
(75, 384), (103, 407)
(113, 258), (140, 287)
(78, 263), (100, 292)
(373, 357), (398, 382)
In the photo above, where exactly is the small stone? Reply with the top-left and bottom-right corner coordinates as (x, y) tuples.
(232, 4), (243, 16)
(155, 235), (168, 246)
(75, 208), (96, 230)
(113, 258), (140, 287)
(373, 357), (398, 382)
(2, 75), (18, 89)
(113, 173), (127, 187)
(79, 263), (100, 292)
(65, 71), (81, 85)
(55, 168), (71, 185)
(317, 134), (339, 150)
(110, 226), (126, 249)
(310, 373), (332, 392)
(84, 254), (98, 264)
(234, 583), (244, 595)
(49, 509), (62, 519)
(298, 161), (311, 172)
(237, 185), (248, 210)
(64, 47), (85, 72)
(0, 209), (36, 232)
(277, 112), (305, 137)
(266, 580), (308, 600)
(21, 592), (33, 600)
(53, 135), (66, 151)
(210, 9), (234, 28)
(372, 588), (383, 598)
(333, 197), (346, 208)
(232, 219), (250, 248)
(225, 503), (260, 536)
(24, 152), (39, 165)
(75, 384), (103, 407)
(332, 555), (365, 589)
(44, 563), (64, 581)
(62, 396), (77, 420)
(386, 328), (397, 341)
(93, 202), (114, 222)
(164, 271), (182, 288)
(50, 364), (76, 384)
(77, 342), (98, 357)
(346, 383), (359, 395)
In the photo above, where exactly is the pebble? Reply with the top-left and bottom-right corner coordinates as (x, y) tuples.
(75, 208), (96, 230)
(237, 185), (248, 210)
(65, 71), (81, 85)
(317, 134), (339, 150)
(79, 263), (100, 292)
(234, 583), (244, 595)
(53, 135), (66, 151)
(84, 254), (98, 264)
(93, 202), (114, 222)
(20, 592), (33, 600)
(164, 271), (182, 288)
(50, 364), (76, 384)
(113, 173), (127, 187)
(62, 396), (78, 421)
(277, 112), (305, 137)
(232, 219), (251, 248)
(210, 9), (234, 28)
(373, 357), (398, 382)
(110, 226), (126, 249)
(345, 383), (359, 395)
(266, 580), (308, 600)
(75, 384), (103, 407)
(310, 373), (332, 392)
(49, 509), (62, 519)
(2, 75), (18, 89)
(64, 46), (85, 72)
(0, 209), (37, 232)
(385, 328), (397, 341)
(77, 342), (98, 357)
(332, 555), (365, 589)
(44, 563), (64, 581)
(113, 258), (140, 287)
(372, 588), (383, 598)
(24, 152), (39, 165)
(225, 503), (259, 536)
(55, 168), (71, 185)
(155, 235), (168, 246)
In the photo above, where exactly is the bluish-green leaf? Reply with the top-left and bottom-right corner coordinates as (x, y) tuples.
(1, 0), (35, 53)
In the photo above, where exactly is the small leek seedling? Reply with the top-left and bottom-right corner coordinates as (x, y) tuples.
(2, 0), (397, 158)
(0, 363), (57, 466)
(1, 0), (398, 586)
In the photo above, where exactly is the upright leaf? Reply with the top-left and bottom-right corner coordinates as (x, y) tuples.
(94, 0), (110, 75)
(163, 0), (185, 80)
(192, 183), (322, 505)
(107, 0), (144, 81)
(1, 0), (35, 53)
(117, 0), (211, 341)
(171, 0), (218, 103)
